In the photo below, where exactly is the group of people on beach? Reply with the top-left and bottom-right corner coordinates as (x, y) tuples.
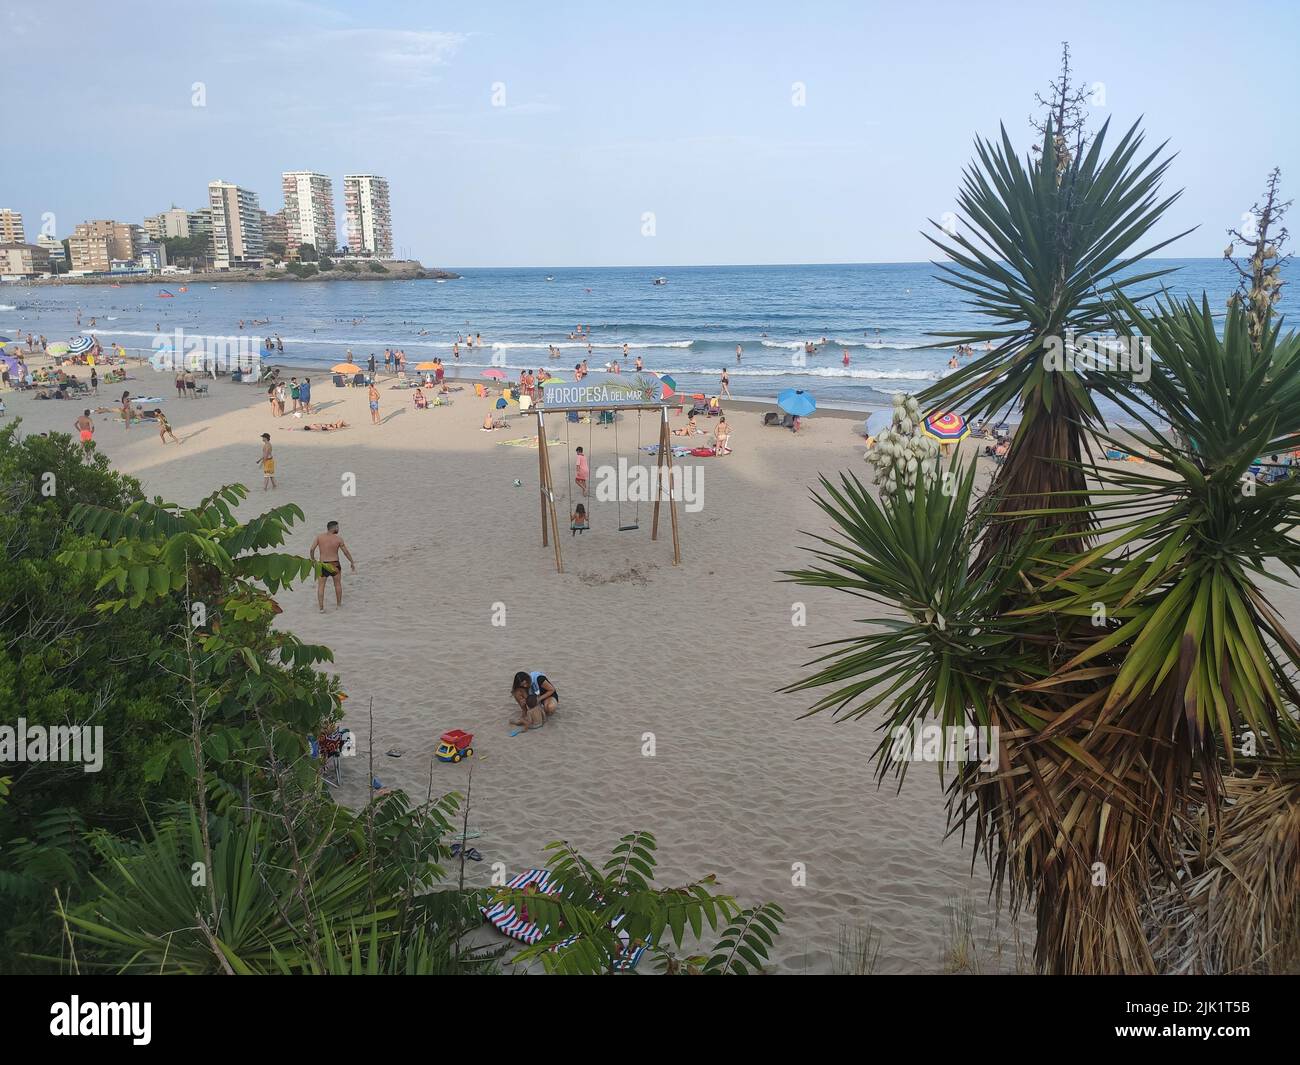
(265, 376), (312, 416)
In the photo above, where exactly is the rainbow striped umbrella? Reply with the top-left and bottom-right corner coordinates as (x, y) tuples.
(922, 411), (969, 441)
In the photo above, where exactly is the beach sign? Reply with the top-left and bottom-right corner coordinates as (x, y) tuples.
(541, 371), (668, 409)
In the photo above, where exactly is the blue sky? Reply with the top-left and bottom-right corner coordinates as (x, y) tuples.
(4, 0), (1297, 267)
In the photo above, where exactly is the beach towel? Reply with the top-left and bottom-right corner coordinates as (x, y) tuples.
(640, 444), (693, 458)
(496, 437), (563, 449)
(690, 447), (717, 457)
(481, 868), (649, 970)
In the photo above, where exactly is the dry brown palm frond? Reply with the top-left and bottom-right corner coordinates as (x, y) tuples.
(1147, 772), (1300, 974)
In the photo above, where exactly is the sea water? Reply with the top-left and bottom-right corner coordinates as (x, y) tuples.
(2, 259), (1292, 414)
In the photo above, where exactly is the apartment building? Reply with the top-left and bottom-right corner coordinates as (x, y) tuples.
(343, 174), (392, 258)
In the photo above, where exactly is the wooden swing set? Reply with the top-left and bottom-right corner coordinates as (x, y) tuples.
(534, 400), (681, 573)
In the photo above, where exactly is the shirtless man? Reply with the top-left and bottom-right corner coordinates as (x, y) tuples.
(74, 409), (94, 448)
(310, 520), (356, 612)
(257, 432), (277, 490)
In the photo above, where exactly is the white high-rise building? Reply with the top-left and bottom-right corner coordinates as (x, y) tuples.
(208, 181), (265, 269)
(281, 171), (336, 255)
(343, 174), (392, 258)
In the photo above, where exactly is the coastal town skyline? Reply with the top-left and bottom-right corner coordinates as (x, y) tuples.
(0, 168), (394, 278)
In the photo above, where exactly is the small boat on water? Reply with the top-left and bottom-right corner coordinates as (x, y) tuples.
(544, 275), (555, 282)
(652, 276), (668, 286)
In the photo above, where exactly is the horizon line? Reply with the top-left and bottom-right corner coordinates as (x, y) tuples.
(433, 256), (1241, 272)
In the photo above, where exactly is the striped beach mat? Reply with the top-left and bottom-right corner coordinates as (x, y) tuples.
(481, 868), (649, 970)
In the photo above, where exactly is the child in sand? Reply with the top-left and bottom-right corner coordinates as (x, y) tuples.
(510, 671), (558, 730)
(574, 445), (589, 496)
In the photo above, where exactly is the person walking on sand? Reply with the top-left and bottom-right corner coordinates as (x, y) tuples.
(257, 433), (277, 490)
(720, 367), (732, 398)
(120, 391), (133, 430)
(310, 520), (356, 612)
(74, 410), (94, 448)
(574, 445), (589, 496)
(368, 382), (381, 424)
(155, 408), (181, 445)
(90, 366), (98, 395)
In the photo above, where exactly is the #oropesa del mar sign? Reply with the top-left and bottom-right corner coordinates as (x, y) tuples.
(541, 372), (669, 409)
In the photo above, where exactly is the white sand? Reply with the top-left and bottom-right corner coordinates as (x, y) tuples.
(8, 367), (1029, 973)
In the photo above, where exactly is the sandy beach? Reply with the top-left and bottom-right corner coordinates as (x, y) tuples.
(6, 361), (1031, 973)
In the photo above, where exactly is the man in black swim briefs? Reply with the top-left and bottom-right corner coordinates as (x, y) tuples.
(309, 520), (356, 613)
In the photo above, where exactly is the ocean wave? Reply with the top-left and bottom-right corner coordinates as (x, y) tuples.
(446, 359), (939, 381)
(490, 340), (694, 350)
(762, 337), (930, 350)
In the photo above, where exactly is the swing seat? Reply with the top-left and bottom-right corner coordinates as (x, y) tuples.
(617, 523), (639, 532)
(571, 522), (589, 535)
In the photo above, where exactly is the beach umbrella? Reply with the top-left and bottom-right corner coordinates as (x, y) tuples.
(495, 397), (508, 409)
(865, 410), (893, 437)
(777, 388), (817, 416)
(660, 374), (678, 391)
(921, 411), (969, 441)
(331, 362), (364, 374)
(46, 342), (69, 355)
(481, 368), (506, 380)
(67, 336), (95, 355)
(415, 360), (439, 371)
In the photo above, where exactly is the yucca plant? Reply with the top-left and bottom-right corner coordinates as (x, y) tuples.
(57, 790), (479, 974)
(786, 61), (1300, 971)
(922, 114), (1187, 558)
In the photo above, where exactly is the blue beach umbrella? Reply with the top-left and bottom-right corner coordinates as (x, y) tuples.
(865, 410), (893, 437)
(777, 388), (816, 416)
(67, 335), (95, 355)
(496, 397), (508, 409)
